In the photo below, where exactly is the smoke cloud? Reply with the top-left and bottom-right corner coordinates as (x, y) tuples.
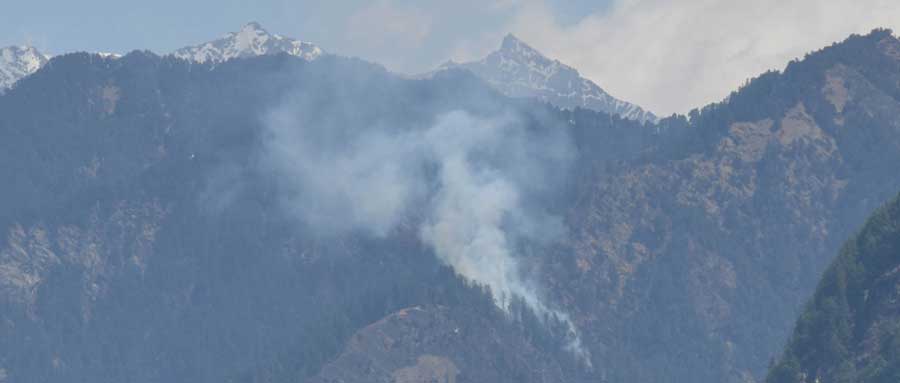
(262, 105), (426, 237)
(261, 94), (589, 363)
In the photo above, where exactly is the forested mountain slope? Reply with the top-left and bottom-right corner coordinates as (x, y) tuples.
(0, 50), (655, 382)
(767, 193), (900, 383)
(546, 28), (900, 382)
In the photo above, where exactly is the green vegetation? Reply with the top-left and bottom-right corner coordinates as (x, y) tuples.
(768, 192), (900, 383)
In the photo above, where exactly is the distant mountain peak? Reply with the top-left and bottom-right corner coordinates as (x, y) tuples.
(171, 22), (323, 65)
(0, 45), (50, 93)
(243, 21), (264, 30)
(499, 34), (540, 57)
(436, 34), (657, 123)
(232, 21), (276, 43)
(500, 34), (523, 49)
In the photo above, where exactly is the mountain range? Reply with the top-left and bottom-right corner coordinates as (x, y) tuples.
(170, 22), (323, 64)
(0, 23), (653, 122)
(2, 22), (900, 383)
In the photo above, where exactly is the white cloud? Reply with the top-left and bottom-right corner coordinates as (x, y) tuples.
(501, 0), (900, 115)
(345, 0), (433, 68)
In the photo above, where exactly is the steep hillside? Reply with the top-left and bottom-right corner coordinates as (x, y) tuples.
(767, 193), (900, 383)
(544, 28), (900, 383)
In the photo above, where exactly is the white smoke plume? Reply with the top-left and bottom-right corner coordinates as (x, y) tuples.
(262, 102), (590, 364)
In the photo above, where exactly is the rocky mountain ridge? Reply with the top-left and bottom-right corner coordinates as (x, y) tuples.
(0, 45), (49, 92)
(436, 34), (657, 123)
(171, 22), (323, 64)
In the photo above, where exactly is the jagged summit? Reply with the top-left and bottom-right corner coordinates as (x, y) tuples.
(243, 21), (265, 30)
(436, 34), (657, 123)
(500, 34), (525, 50)
(498, 34), (543, 59)
(0, 45), (50, 93)
(171, 22), (323, 65)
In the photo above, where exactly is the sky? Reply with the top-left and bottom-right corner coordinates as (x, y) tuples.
(2, 0), (899, 115)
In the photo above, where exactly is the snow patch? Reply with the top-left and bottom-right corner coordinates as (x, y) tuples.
(0, 45), (50, 93)
(171, 22), (324, 65)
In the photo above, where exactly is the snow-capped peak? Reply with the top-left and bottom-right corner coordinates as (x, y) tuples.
(96, 52), (123, 59)
(499, 34), (542, 59)
(171, 22), (323, 65)
(436, 34), (657, 124)
(0, 45), (50, 93)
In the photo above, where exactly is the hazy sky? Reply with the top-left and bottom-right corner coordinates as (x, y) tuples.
(3, 0), (898, 115)
(0, 0), (598, 70)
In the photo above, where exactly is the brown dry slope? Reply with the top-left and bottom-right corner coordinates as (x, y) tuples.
(545, 29), (900, 382)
